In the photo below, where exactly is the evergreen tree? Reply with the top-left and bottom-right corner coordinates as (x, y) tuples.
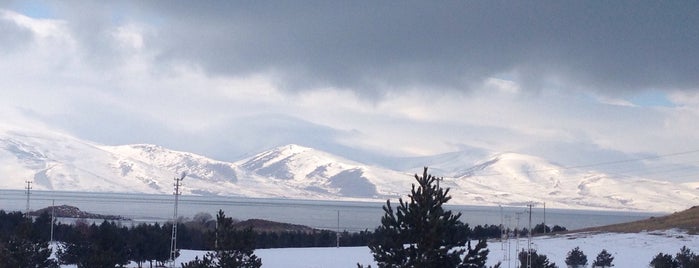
(564, 247), (587, 267)
(57, 221), (130, 268)
(0, 212), (57, 268)
(365, 167), (495, 268)
(592, 249), (614, 267)
(675, 246), (699, 268)
(182, 256), (214, 268)
(551, 225), (567, 233)
(181, 210), (262, 268)
(533, 223), (550, 234)
(0, 237), (58, 268)
(649, 247), (699, 268)
(650, 253), (678, 268)
(518, 249), (558, 268)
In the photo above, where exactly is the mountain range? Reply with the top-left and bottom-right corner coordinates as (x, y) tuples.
(1, 121), (696, 213)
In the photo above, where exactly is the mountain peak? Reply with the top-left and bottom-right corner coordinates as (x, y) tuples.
(272, 144), (314, 154)
(1, 126), (696, 212)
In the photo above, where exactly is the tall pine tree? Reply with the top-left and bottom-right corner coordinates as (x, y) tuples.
(518, 249), (557, 268)
(564, 247), (587, 267)
(365, 167), (494, 268)
(592, 249), (614, 267)
(181, 210), (261, 268)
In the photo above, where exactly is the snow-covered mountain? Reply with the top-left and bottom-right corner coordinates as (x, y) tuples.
(0, 123), (697, 212)
(440, 153), (698, 212)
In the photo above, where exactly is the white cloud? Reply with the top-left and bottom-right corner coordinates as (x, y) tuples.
(1, 4), (699, 184)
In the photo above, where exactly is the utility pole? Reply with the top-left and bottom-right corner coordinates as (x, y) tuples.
(25, 180), (32, 217)
(170, 172), (186, 268)
(543, 202), (547, 234)
(527, 203), (533, 268)
(515, 212), (521, 268)
(336, 210), (340, 248)
(50, 200), (55, 243)
(504, 214), (511, 266)
(500, 205), (504, 249)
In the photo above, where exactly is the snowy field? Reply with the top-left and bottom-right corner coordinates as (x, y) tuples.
(56, 229), (699, 267)
(172, 230), (698, 268)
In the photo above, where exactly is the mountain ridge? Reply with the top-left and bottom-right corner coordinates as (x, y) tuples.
(1, 125), (697, 212)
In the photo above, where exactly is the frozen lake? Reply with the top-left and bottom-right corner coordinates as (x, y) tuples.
(0, 190), (660, 231)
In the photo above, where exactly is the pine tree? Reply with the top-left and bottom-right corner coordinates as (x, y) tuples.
(0, 214), (58, 268)
(365, 167), (494, 268)
(592, 249), (614, 267)
(675, 246), (699, 268)
(518, 249), (558, 268)
(0, 237), (58, 268)
(181, 210), (262, 268)
(57, 221), (130, 268)
(565, 247), (587, 267)
(650, 253), (678, 268)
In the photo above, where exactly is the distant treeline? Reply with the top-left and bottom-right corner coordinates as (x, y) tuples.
(0, 209), (566, 267)
(3, 209), (567, 250)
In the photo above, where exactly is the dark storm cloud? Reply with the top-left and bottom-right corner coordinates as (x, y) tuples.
(18, 1), (699, 95)
(114, 1), (698, 95)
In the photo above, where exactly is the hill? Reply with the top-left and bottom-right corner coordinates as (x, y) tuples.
(577, 206), (699, 234)
(233, 219), (318, 233)
(29, 205), (129, 220)
(1, 122), (698, 212)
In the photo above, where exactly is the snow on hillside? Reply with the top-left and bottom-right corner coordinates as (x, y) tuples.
(440, 152), (699, 212)
(1, 122), (697, 212)
(237, 144), (413, 199)
(165, 230), (699, 268)
(0, 125), (160, 193)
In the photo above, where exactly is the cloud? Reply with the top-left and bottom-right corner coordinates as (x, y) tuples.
(8, 2), (699, 98)
(1, 3), (699, 184)
(0, 10), (35, 52)
(58, 1), (693, 97)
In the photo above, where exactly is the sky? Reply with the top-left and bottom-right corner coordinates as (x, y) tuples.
(1, 1), (698, 182)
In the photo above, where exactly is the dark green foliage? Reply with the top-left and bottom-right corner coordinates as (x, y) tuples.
(0, 238), (58, 268)
(57, 220), (130, 268)
(551, 225), (567, 232)
(366, 167), (493, 268)
(182, 256), (214, 268)
(650, 246), (699, 268)
(650, 253), (678, 268)
(181, 210), (262, 268)
(531, 223), (566, 234)
(129, 222), (172, 268)
(592, 249), (614, 267)
(462, 239), (491, 267)
(0, 211), (58, 268)
(565, 246), (587, 266)
(676, 246), (699, 268)
(472, 224), (500, 240)
(533, 223), (550, 234)
(518, 249), (558, 268)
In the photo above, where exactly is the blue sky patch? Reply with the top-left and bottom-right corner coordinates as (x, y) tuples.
(629, 90), (675, 107)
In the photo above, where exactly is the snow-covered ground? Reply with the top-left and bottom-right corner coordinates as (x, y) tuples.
(53, 229), (698, 267)
(169, 230), (698, 268)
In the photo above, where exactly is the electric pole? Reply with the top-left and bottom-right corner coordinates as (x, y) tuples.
(25, 180), (32, 217)
(543, 202), (546, 234)
(50, 200), (55, 243)
(515, 212), (521, 268)
(527, 203), (533, 268)
(170, 172), (186, 268)
(500, 205), (504, 249)
(336, 210), (340, 248)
